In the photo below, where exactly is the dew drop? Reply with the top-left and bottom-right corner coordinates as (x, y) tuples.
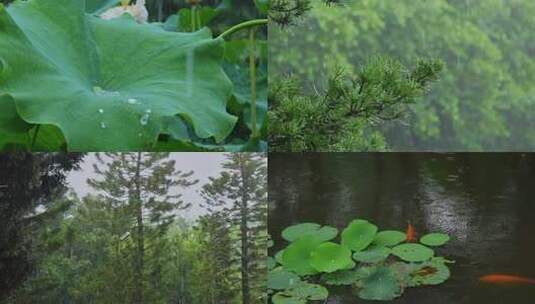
(127, 98), (138, 104)
(98, 108), (104, 114)
(100, 122), (107, 129)
(140, 113), (149, 126)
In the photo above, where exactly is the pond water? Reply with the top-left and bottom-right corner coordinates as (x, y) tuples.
(269, 153), (535, 304)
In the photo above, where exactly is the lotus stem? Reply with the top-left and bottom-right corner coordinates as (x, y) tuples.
(191, 5), (196, 31)
(249, 28), (257, 138)
(217, 19), (268, 40)
(31, 125), (40, 150)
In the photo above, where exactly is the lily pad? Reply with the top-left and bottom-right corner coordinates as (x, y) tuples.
(392, 243), (434, 262)
(341, 219), (378, 252)
(272, 282), (329, 304)
(275, 249), (285, 265)
(309, 242), (353, 273)
(268, 267), (302, 290)
(374, 230), (407, 247)
(409, 258), (451, 286)
(267, 256), (277, 270)
(281, 223), (338, 242)
(420, 233), (450, 247)
(353, 246), (391, 263)
(281, 236), (322, 276)
(357, 267), (402, 301)
(0, 0), (236, 150)
(322, 269), (363, 286)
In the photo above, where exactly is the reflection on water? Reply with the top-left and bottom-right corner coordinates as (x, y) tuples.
(269, 153), (535, 303)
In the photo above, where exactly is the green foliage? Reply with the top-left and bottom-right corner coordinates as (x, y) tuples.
(268, 218), (453, 302)
(6, 153), (266, 303)
(0, 0), (267, 152)
(269, 57), (442, 151)
(271, 0), (535, 150)
(201, 153), (268, 303)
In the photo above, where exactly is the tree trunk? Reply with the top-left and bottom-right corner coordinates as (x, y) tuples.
(239, 157), (250, 304)
(133, 152), (144, 304)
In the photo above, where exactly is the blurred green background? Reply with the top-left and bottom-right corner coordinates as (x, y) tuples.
(270, 0), (535, 151)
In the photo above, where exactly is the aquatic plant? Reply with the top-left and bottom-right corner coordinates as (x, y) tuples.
(268, 218), (454, 302)
(0, 0), (267, 151)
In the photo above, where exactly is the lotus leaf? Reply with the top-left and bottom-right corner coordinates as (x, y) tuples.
(420, 233), (450, 246)
(309, 242), (353, 273)
(353, 246), (391, 263)
(268, 267), (302, 290)
(281, 236), (322, 276)
(357, 267), (402, 301)
(272, 282), (328, 304)
(0, 0), (236, 151)
(341, 219), (378, 252)
(392, 243), (434, 262)
(281, 222), (338, 242)
(373, 230), (407, 247)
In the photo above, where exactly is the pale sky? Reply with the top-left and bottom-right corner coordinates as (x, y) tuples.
(66, 153), (227, 219)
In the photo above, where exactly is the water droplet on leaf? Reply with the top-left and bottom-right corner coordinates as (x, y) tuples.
(140, 113), (149, 125)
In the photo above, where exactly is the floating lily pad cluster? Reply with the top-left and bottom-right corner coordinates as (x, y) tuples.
(268, 220), (453, 303)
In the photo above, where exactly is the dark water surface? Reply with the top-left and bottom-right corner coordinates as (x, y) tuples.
(269, 153), (535, 304)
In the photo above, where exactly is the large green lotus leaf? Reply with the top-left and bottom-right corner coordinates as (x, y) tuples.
(420, 233), (450, 247)
(392, 243), (434, 262)
(281, 222), (338, 242)
(341, 219), (378, 252)
(0, 94), (31, 149)
(272, 282), (328, 304)
(309, 242), (353, 273)
(85, 0), (119, 14)
(268, 267), (302, 290)
(281, 236), (322, 276)
(0, 0), (236, 151)
(357, 267), (402, 301)
(353, 246), (391, 263)
(373, 230), (407, 247)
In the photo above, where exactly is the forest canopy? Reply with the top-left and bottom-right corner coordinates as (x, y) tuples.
(1, 152), (267, 304)
(270, 0), (535, 151)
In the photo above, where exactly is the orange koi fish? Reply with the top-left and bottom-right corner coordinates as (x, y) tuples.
(479, 274), (535, 285)
(406, 222), (416, 242)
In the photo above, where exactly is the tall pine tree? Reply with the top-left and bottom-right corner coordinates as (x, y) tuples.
(201, 153), (268, 304)
(88, 152), (198, 304)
